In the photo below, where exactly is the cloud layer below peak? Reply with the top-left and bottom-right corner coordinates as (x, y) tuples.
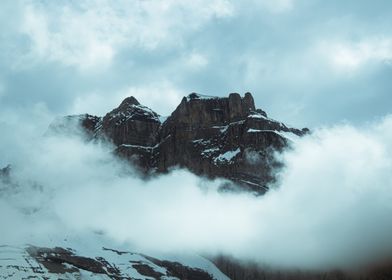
(1, 113), (392, 270)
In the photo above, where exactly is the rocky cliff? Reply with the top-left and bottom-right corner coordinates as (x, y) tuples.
(55, 92), (308, 194)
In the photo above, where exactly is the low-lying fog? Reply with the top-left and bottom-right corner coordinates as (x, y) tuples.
(1, 113), (392, 271)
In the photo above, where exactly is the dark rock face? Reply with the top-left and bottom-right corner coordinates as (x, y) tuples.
(155, 93), (307, 192)
(99, 96), (161, 147)
(171, 92), (256, 126)
(54, 92), (308, 193)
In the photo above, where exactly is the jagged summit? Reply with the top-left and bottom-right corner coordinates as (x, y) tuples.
(50, 92), (308, 193)
(106, 96), (159, 124)
(170, 92), (258, 128)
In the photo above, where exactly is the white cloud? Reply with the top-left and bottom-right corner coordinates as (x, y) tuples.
(18, 0), (234, 70)
(318, 37), (392, 72)
(1, 0), (391, 128)
(255, 0), (295, 14)
(2, 113), (392, 270)
(186, 52), (209, 69)
(19, 3), (116, 70)
(70, 91), (124, 117)
(70, 81), (184, 116)
(120, 82), (184, 116)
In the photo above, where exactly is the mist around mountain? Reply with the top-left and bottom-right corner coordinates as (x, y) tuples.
(1, 0), (392, 278)
(1, 93), (392, 279)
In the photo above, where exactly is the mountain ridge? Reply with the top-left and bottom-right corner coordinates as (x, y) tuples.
(52, 92), (309, 194)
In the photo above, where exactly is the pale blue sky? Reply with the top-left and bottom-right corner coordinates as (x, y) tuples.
(0, 0), (391, 127)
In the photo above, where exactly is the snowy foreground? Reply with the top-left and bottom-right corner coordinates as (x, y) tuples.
(0, 235), (229, 280)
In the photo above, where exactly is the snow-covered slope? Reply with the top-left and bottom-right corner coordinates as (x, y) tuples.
(0, 236), (229, 280)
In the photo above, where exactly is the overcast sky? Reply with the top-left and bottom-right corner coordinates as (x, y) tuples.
(0, 0), (391, 127)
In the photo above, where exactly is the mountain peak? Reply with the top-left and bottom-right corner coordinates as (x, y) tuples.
(51, 92), (308, 193)
(173, 92), (257, 126)
(107, 96), (158, 123)
(100, 97), (160, 147)
(118, 96), (140, 108)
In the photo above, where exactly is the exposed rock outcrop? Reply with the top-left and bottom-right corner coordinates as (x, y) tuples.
(52, 92), (308, 194)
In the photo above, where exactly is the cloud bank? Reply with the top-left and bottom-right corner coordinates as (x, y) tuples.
(1, 0), (392, 127)
(1, 114), (392, 270)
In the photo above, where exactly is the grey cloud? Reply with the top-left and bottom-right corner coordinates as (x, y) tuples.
(0, 0), (391, 127)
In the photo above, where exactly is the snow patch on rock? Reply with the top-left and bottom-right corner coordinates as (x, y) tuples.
(214, 148), (241, 164)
